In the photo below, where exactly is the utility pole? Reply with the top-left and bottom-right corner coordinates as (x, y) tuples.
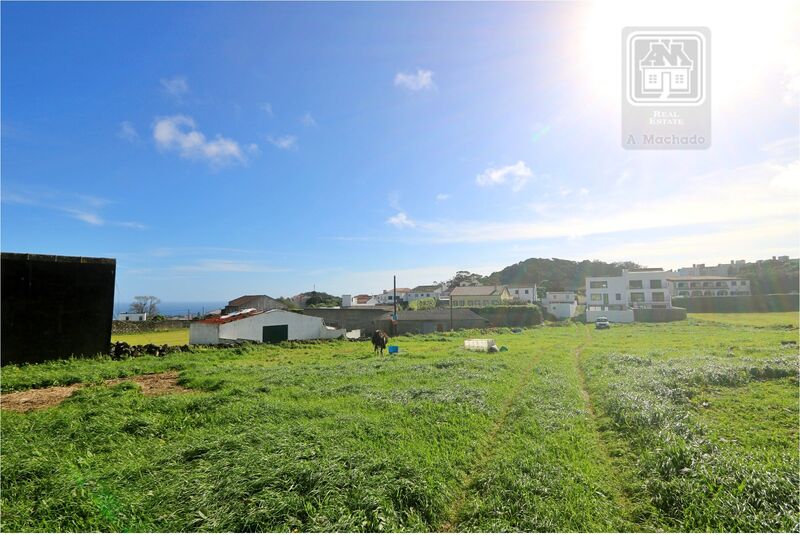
(450, 290), (454, 331)
(393, 275), (397, 337)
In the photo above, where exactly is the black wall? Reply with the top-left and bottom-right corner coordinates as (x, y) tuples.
(2, 253), (116, 365)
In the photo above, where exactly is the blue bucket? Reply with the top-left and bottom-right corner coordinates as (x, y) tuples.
(388, 345), (399, 354)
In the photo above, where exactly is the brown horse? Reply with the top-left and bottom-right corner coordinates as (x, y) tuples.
(371, 329), (389, 355)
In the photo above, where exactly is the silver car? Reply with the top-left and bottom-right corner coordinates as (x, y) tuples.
(595, 316), (610, 329)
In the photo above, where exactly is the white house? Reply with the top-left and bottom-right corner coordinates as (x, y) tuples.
(668, 276), (751, 297)
(507, 285), (538, 304)
(373, 288), (411, 305)
(118, 312), (147, 321)
(585, 268), (673, 323)
(407, 284), (445, 303)
(542, 291), (578, 319)
(190, 308), (345, 344)
(450, 285), (512, 307)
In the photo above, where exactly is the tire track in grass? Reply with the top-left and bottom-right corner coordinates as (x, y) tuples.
(573, 325), (635, 525)
(438, 349), (541, 532)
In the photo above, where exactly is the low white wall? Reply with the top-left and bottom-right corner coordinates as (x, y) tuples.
(189, 322), (220, 344)
(586, 309), (634, 323)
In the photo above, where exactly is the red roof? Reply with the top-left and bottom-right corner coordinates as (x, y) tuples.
(198, 309), (265, 324)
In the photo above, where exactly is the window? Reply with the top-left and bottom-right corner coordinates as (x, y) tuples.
(630, 292), (645, 302)
(468, 300), (473, 306)
(675, 74), (684, 84)
(590, 293), (603, 302)
(648, 74), (657, 83)
(514, 289), (519, 294)
(590, 281), (608, 289)
(652, 292), (665, 302)
(731, 281), (737, 286)
(629, 280), (643, 289)
(677, 282), (687, 288)
(649, 279), (662, 289)
(679, 291), (689, 297)
(741, 281), (747, 285)
(615, 293), (622, 300)
(524, 289), (529, 294)
(690, 282), (700, 288)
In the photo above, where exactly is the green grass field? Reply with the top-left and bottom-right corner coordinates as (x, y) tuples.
(688, 311), (799, 328)
(2, 316), (798, 532)
(111, 329), (190, 346)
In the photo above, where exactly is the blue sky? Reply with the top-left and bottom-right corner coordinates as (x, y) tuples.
(2, 1), (798, 301)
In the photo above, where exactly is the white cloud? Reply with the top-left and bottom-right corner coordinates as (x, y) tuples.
(476, 161), (533, 192)
(117, 121), (139, 142)
(65, 209), (104, 226)
(394, 69), (435, 91)
(153, 115), (247, 166)
(435, 193), (451, 202)
(267, 135), (298, 150)
(260, 103), (274, 116)
(376, 157), (800, 245)
(387, 212), (416, 228)
(300, 112), (317, 127)
(160, 76), (189, 100)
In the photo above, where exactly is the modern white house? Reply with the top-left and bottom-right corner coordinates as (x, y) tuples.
(189, 308), (345, 344)
(668, 276), (751, 297)
(585, 268), (673, 323)
(507, 285), (538, 304)
(341, 294), (378, 307)
(118, 312), (147, 321)
(542, 291), (578, 319)
(676, 260), (746, 277)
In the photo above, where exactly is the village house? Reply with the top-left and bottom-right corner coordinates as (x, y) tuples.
(406, 284), (446, 303)
(117, 312), (147, 321)
(542, 291), (578, 319)
(222, 295), (286, 315)
(507, 284), (538, 304)
(373, 287), (411, 305)
(450, 285), (511, 307)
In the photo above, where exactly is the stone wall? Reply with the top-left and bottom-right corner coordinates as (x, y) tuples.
(112, 319), (191, 334)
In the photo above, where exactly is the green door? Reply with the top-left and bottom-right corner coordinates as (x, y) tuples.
(262, 324), (289, 343)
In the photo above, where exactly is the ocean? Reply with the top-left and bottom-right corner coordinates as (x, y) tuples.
(113, 301), (227, 318)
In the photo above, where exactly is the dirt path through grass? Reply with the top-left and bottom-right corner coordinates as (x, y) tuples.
(439, 348), (541, 531)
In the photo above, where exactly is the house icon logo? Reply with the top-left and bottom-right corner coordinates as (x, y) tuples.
(626, 29), (707, 105)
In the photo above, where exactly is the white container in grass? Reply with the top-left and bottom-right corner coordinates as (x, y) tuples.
(464, 339), (496, 352)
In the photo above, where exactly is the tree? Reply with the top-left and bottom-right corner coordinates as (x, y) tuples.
(130, 296), (160, 317)
(445, 271), (486, 291)
(409, 297), (436, 310)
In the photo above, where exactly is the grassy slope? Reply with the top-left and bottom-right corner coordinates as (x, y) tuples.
(111, 329), (190, 346)
(2, 318), (797, 531)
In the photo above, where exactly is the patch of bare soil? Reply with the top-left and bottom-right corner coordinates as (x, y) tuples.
(1, 371), (191, 413)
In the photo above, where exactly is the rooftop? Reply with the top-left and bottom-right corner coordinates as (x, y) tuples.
(451, 285), (506, 297)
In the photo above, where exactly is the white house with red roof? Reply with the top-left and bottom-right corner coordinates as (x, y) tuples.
(190, 308), (344, 345)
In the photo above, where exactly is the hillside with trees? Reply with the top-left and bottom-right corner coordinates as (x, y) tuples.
(730, 257), (799, 295)
(482, 258), (641, 291)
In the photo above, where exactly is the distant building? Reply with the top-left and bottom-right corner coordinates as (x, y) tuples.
(118, 312), (147, 321)
(585, 268), (673, 323)
(373, 287), (411, 305)
(450, 285), (511, 307)
(374, 309), (489, 335)
(190, 308), (344, 344)
(407, 284), (446, 303)
(222, 295), (286, 315)
(542, 291), (578, 319)
(507, 285), (538, 304)
(668, 276), (751, 297)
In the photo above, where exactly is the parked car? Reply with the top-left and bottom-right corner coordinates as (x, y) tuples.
(595, 316), (610, 329)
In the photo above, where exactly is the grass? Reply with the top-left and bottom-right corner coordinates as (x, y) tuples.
(1, 318), (797, 532)
(111, 329), (190, 346)
(688, 311), (799, 328)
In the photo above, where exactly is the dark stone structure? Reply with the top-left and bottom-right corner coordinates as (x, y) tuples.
(1, 252), (116, 365)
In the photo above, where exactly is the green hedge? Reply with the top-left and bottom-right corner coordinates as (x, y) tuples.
(469, 305), (543, 327)
(672, 294), (799, 313)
